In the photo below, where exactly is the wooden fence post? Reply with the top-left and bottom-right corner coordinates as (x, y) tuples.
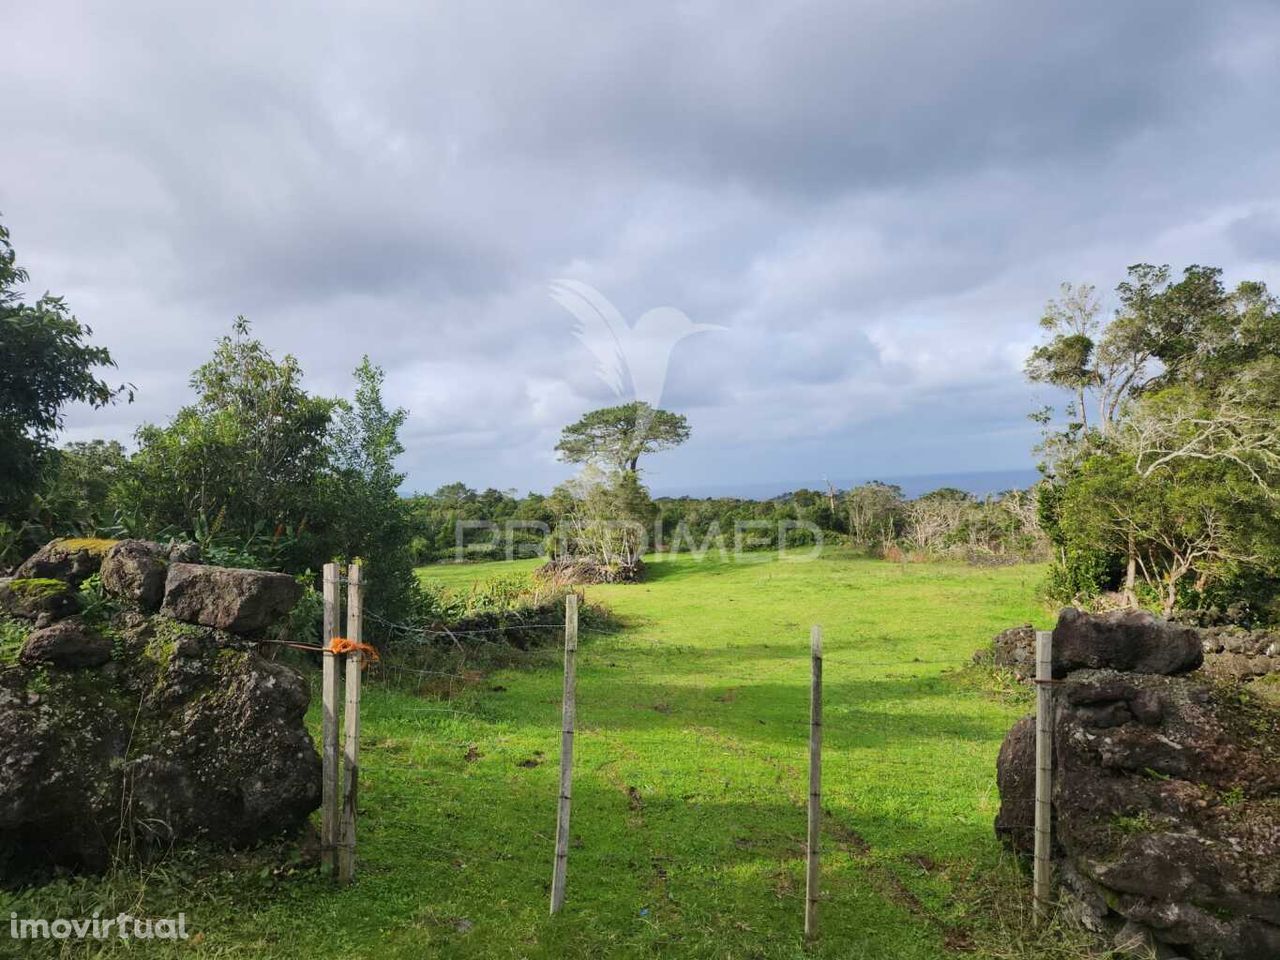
(550, 593), (579, 914)
(805, 624), (823, 941)
(1034, 628), (1054, 919)
(321, 562), (342, 876)
(339, 562), (364, 886)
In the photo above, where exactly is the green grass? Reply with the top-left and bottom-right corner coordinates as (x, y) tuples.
(3, 550), (1102, 959)
(416, 556), (545, 588)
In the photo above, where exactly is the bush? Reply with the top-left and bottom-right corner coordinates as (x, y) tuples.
(1043, 548), (1121, 604)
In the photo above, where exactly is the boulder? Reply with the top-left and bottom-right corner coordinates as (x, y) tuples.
(990, 624), (1037, 679)
(19, 620), (111, 669)
(160, 563), (301, 634)
(14, 538), (116, 588)
(100, 540), (168, 611)
(1053, 607), (1203, 678)
(997, 664), (1280, 960)
(167, 541), (201, 564)
(0, 577), (77, 624)
(994, 714), (1037, 853)
(0, 612), (320, 881)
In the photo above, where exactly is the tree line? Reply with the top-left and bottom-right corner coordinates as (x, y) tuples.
(3, 317), (420, 624)
(5, 208), (1278, 626)
(407, 477), (1048, 564)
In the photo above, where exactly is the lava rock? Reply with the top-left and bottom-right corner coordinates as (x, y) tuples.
(160, 563), (301, 634)
(0, 615), (319, 882)
(990, 624), (1037, 679)
(167, 541), (201, 564)
(1053, 608), (1203, 678)
(14, 539), (115, 588)
(19, 619), (112, 669)
(1200, 626), (1280, 682)
(997, 665), (1280, 960)
(100, 540), (168, 611)
(0, 577), (77, 624)
(994, 714), (1037, 854)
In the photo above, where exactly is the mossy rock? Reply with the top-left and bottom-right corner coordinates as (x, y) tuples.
(56, 538), (119, 556)
(0, 577), (77, 622)
(14, 538), (116, 588)
(0, 607), (319, 883)
(6, 578), (69, 600)
(1252, 673), (1280, 709)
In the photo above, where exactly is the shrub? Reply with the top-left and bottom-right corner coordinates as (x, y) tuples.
(1043, 548), (1120, 605)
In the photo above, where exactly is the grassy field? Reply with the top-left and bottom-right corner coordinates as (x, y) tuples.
(2, 550), (1084, 960)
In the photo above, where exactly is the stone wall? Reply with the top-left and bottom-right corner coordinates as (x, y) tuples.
(1199, 626), (1280, 681)
(983, 616), (1280, 684)
(995, 608), (1280, 960)
(0, 539), (319, 883)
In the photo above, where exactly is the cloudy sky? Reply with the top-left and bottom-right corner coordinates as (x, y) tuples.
(4, 1), (1280, 496)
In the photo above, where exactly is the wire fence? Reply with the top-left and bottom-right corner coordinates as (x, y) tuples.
(292, 565), (1055, 940)
(0, 553), (1056, 941)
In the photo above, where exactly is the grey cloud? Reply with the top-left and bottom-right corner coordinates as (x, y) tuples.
(1229, 208), (1280, 261)
(3, 0), (1280, 495)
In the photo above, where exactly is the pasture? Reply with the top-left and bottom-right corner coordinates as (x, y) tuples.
(3, 550), (1082, 959)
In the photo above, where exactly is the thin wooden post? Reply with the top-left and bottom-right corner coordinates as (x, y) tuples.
(320, 562), (342, 876)
(339, 562), (364, 886)
(550, 593), (579, 914)
(1034, 628), (1054, 919)
(805, 624), (823, 941)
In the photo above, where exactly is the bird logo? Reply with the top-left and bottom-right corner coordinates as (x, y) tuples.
(549, 279), (726, 410)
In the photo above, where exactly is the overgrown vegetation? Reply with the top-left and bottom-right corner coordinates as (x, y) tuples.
(1029, 266), (1280, 623)
(0, 618), (28, 665)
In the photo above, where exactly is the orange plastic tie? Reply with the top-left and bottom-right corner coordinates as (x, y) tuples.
(327, 636), (380, 665)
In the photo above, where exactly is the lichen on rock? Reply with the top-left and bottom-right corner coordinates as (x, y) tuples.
(100, 539), (169, 611)
(161, 563), (302, 634)
(19, 619), (112, 668)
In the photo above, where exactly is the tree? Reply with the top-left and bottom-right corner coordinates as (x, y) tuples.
(325, 357), (419, 623)
(1122, 366), (1280, 494)
(904, 488), (972, 554)
(0, 218), (131, 518)
(1054, 450), (1277, 616)
(843, 482), (904, 548)
(32, 439), (129, 536)
(1025, 282), (1102, 433)
(1030, 265), (1280, 620)
(1028, 266), (1279, 453)
(117, 318), (334, 566)
(549, 465), (655, 571)
(555, 402), (690, 474)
